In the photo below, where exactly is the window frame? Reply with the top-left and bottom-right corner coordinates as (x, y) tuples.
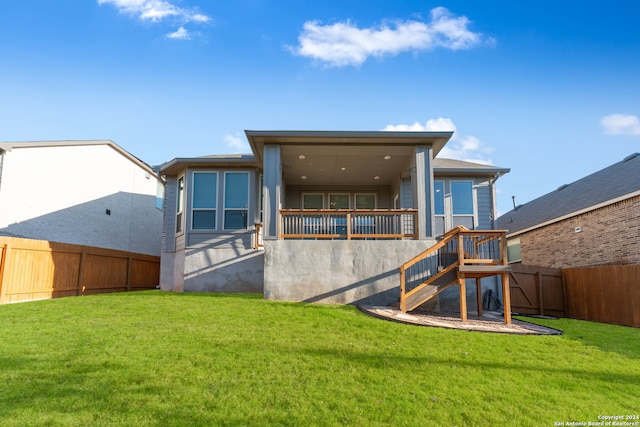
(329, 193), (351, 210)
(191, 171), (219, 231)
(450, 179), (476, 230)
(355, 193), (376, 210)
(223, 171), (249, 230)
(176, 176), (185, 234)
(302, 193), (324, 210)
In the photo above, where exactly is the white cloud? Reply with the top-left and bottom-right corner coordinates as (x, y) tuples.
(291, 7), (491, 67)
(225, 133), (250, 153)
(601, 114), (640, 135)
(166, 26), (190, 40)
(98, 0), (210, 24)
(383, 117), (494, 164)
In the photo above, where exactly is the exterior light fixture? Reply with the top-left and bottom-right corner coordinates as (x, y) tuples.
(301, 175), (307, 180)
(384, 155), (391, 160)
(298, 155), (306, 160)
(374, 176), (380, 180)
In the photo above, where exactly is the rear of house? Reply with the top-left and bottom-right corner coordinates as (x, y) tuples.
(159, 130), (510, 308)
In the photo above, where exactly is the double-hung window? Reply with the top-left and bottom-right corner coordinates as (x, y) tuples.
(224, 172), (249, 230)
(176, 176), (184, 233)
(192, 172), (218, 230)
(433, 180), (445, 235)
(355, 194), (376, 210)
(451, 180), (474, 229)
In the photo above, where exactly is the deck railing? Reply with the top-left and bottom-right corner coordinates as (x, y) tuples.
(279, 209), (418, 240)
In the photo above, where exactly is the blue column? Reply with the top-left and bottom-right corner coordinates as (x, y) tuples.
(413, 146), (434, 239)
(263, 145), (281, 239)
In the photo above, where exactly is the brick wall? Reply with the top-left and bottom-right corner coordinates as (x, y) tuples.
(520, 195), (640, 268)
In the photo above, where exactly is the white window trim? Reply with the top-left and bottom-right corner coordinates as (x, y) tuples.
(223, 171), (249, 230)
(329, 193), (351, 210)
(302, 193), (324, 210)
(449, 179), (477, 229)
(191, 171), (219, 231)
(176, 175), (185, 234)
(354, 193), (377, 210)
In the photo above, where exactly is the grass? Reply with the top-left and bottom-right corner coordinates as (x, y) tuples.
(0, 291), (639, 426)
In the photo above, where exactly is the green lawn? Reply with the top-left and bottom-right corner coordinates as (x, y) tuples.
(0, 291), (639, 426)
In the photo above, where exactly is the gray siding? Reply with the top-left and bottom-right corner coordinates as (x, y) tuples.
(400, 178), (412, 208)
(162, 176), (178, 252)
(475, 178), (493, 229)
(187, 232), (254, 249)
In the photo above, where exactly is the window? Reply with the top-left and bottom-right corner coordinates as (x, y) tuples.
(224, 172), (249, 230)
(451, 180), (474, 229)
(176, 176), (184, 233)
(507, 237), (522, 263)
(192, 172), (218, 230)
(303, 193), (324, 209)
(156, 182), (164, 210)
(355, 194), (376, 210)
(434, 181), (445, 235)
(329, 194), (350, 209)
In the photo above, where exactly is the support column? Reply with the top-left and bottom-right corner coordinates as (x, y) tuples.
(502, 273), (512, 324)
(413, 146), (434, 239)
(476, 278), (483, 317)
(459, 274), (467, 323)
(262, 145), (282, 240)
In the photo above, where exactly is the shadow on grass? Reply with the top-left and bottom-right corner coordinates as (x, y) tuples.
(294, 345), (640, 388)
(516, 316), (640, 360)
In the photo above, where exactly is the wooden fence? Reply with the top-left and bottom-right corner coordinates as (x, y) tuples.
(509, 264), (566, 318)
(509, 263), (640, 328)
(563, 265), (640, 328)
(0, 236), (160, 304)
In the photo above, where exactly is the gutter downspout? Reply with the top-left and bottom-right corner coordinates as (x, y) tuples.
(0, 150), (5, 192)
(489, 172), (501, 230)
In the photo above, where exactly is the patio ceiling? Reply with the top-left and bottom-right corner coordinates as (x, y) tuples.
(281, 144), (414, 185)
(245, 130), (453, 186)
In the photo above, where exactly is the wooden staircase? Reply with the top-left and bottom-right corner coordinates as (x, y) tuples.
(398, 226), (513, 324)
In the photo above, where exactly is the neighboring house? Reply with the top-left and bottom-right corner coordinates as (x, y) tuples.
(0, 140), (164, 256)
(159, 130), (510, 308)
(497, 153), (640, 268)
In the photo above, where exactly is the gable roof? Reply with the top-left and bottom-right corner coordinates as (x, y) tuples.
(497, 153), (640, 236)
(0, 140), (158, 177)
(433, 158), (510, 176)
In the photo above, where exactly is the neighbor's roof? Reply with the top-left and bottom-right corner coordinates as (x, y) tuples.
(0, 139), (157, 177)
(497, 153), (640, 236)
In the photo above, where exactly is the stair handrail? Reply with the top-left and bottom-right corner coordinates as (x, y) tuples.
(399, 226), (468, 312)
(399, 225), (468, 272)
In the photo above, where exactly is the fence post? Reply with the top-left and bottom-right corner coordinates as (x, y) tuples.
(537, 271), (544, 316)
(0, 243), (10, 304)
(77, 250), (86, 296)
(126, 256), (132, 292)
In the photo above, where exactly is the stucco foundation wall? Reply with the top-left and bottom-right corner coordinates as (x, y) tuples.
(160, 250), (185, 292)
(263, 239), (437, 305)
(183, 246), (264, 293)
(520, 195), (640, 268)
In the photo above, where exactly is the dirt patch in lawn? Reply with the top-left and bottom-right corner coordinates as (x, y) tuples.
(357, 305), (562, 335)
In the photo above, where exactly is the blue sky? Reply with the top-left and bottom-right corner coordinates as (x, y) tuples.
(1, 0), (639, 215)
